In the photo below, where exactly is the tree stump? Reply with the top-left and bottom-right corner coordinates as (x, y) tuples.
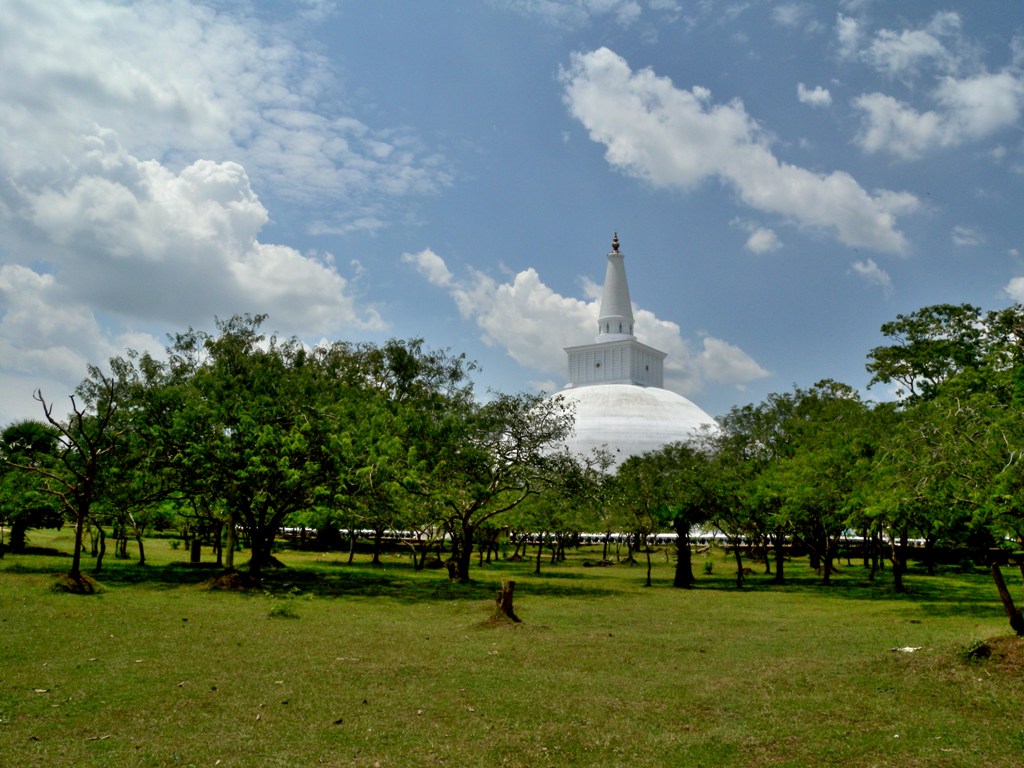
(494, 579), (521, 623)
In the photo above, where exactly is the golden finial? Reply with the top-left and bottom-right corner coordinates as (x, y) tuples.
(612, 232), (619, 253)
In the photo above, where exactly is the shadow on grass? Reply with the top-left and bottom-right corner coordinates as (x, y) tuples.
(255, 564), (618, 602)
(693, 562), (1003, 619)
(6, 548), (1003, 614)
(3, 552), (618, 603)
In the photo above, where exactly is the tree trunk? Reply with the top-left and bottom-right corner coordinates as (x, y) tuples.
(892, 534), (906, 593)
(991, 564), (1024, 636)
(897, 529), (909, 576)
(247, 528), (264, 581)
(225, 513), (235, 571)
(93, 525), (106, 573)
(70, 508), (86, 578)
(190, 537), (202, 564)
(493, 580), (521, 622)
(136, 535), (146, 566)
(808, 550), (820, 571)
(733, 544), (744, 588)
(673, 530), (695, 588)
(372, 528), (383, 566)
(9, 518), (29, 553)
(450, 521), (474, 583)
(773, 534), (786, 585)
(534, 533), (544, 575)
(645, 546), (653, 587)
(213, 520), (223, 567)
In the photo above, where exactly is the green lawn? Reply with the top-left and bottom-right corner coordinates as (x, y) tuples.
(1, 531), (1022, 767)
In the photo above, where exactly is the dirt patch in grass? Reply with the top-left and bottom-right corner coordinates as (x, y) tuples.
(203, 570), (259, 591)
(51, 572), (102, 594)
(978, 636), (1024, 673)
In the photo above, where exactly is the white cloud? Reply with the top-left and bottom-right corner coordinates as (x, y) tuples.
(9, 134), (380, 333)
(852, 93), (943, 158)
(936, 72), (1024, 140)
(860, 12), (962, 80)
(850, 258), (892, 295)
(797, 83), (832, 107)
(402, 248), (453, 287)
(844, 11), (1024, 160)
(745, 227), (782, 253)
(0, 0), (433, 424)
(698, 337), (770, 384)
(560, 47), (917, 254)
(854, 71), (1024, 158)
(951, 226), (983, 247)
(772, 4), (803, 28)
(1005, 276), (1024, 303)
(407, 249), (769, 397)
(495, 0), (642, 28)
(835, 14), (863, 60)
(772, 3), (820, 33)
(0, 0), (448, 231)
(0, 262), (167, 423)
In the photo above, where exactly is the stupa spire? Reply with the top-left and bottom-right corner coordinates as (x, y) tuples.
(596, 232), (635, 341)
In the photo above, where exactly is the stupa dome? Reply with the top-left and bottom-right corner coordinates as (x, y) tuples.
(551, 234), (717, 470)
(555, 384), (716, 467)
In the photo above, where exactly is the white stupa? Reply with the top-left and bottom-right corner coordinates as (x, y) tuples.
(554, 234), (717, 469)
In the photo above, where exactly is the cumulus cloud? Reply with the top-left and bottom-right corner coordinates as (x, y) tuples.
(560, 47), (917, 254)
(402, 248), (454, 287)
(841, 11), (1024, 159)
(850, 258), (892, 295)
(0, 0), (441, 423)
(859, 11), (963, 80)
(0, 1), (447, 223)
(835, 14), (863, 60)
(1005, 276), (1024, 303)
(797, 83), (832, 107)
(698, 337), (771, 384)
(854, 71), (1024, 158)
(405, 249), (769, 397)
(745, 227), (782, 253)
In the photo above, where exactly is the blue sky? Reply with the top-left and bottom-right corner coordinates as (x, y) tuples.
(2, 0), (1023, 425)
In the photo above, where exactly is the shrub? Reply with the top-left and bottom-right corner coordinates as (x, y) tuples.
(960, 639), (991, 662)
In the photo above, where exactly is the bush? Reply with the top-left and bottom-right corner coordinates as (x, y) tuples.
(960, 639), (991, 662)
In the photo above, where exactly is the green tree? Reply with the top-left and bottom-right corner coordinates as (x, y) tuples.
(613, 453), (669, 587)
(866, 303), (987, 401)
(149, 315), (337, 581)
(412, 392), (574, 583)
(657, 441), (717, 589)
(713, 392), (800, 586)
(768, 381), (875, 586)
(0, 420), (63, 553)
(10, 370), (123, 579)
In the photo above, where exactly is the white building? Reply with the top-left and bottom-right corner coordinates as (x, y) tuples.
(554, 234), (717, 469)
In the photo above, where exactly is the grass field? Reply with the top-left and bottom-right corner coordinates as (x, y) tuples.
(2, 530), (1023, 767)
